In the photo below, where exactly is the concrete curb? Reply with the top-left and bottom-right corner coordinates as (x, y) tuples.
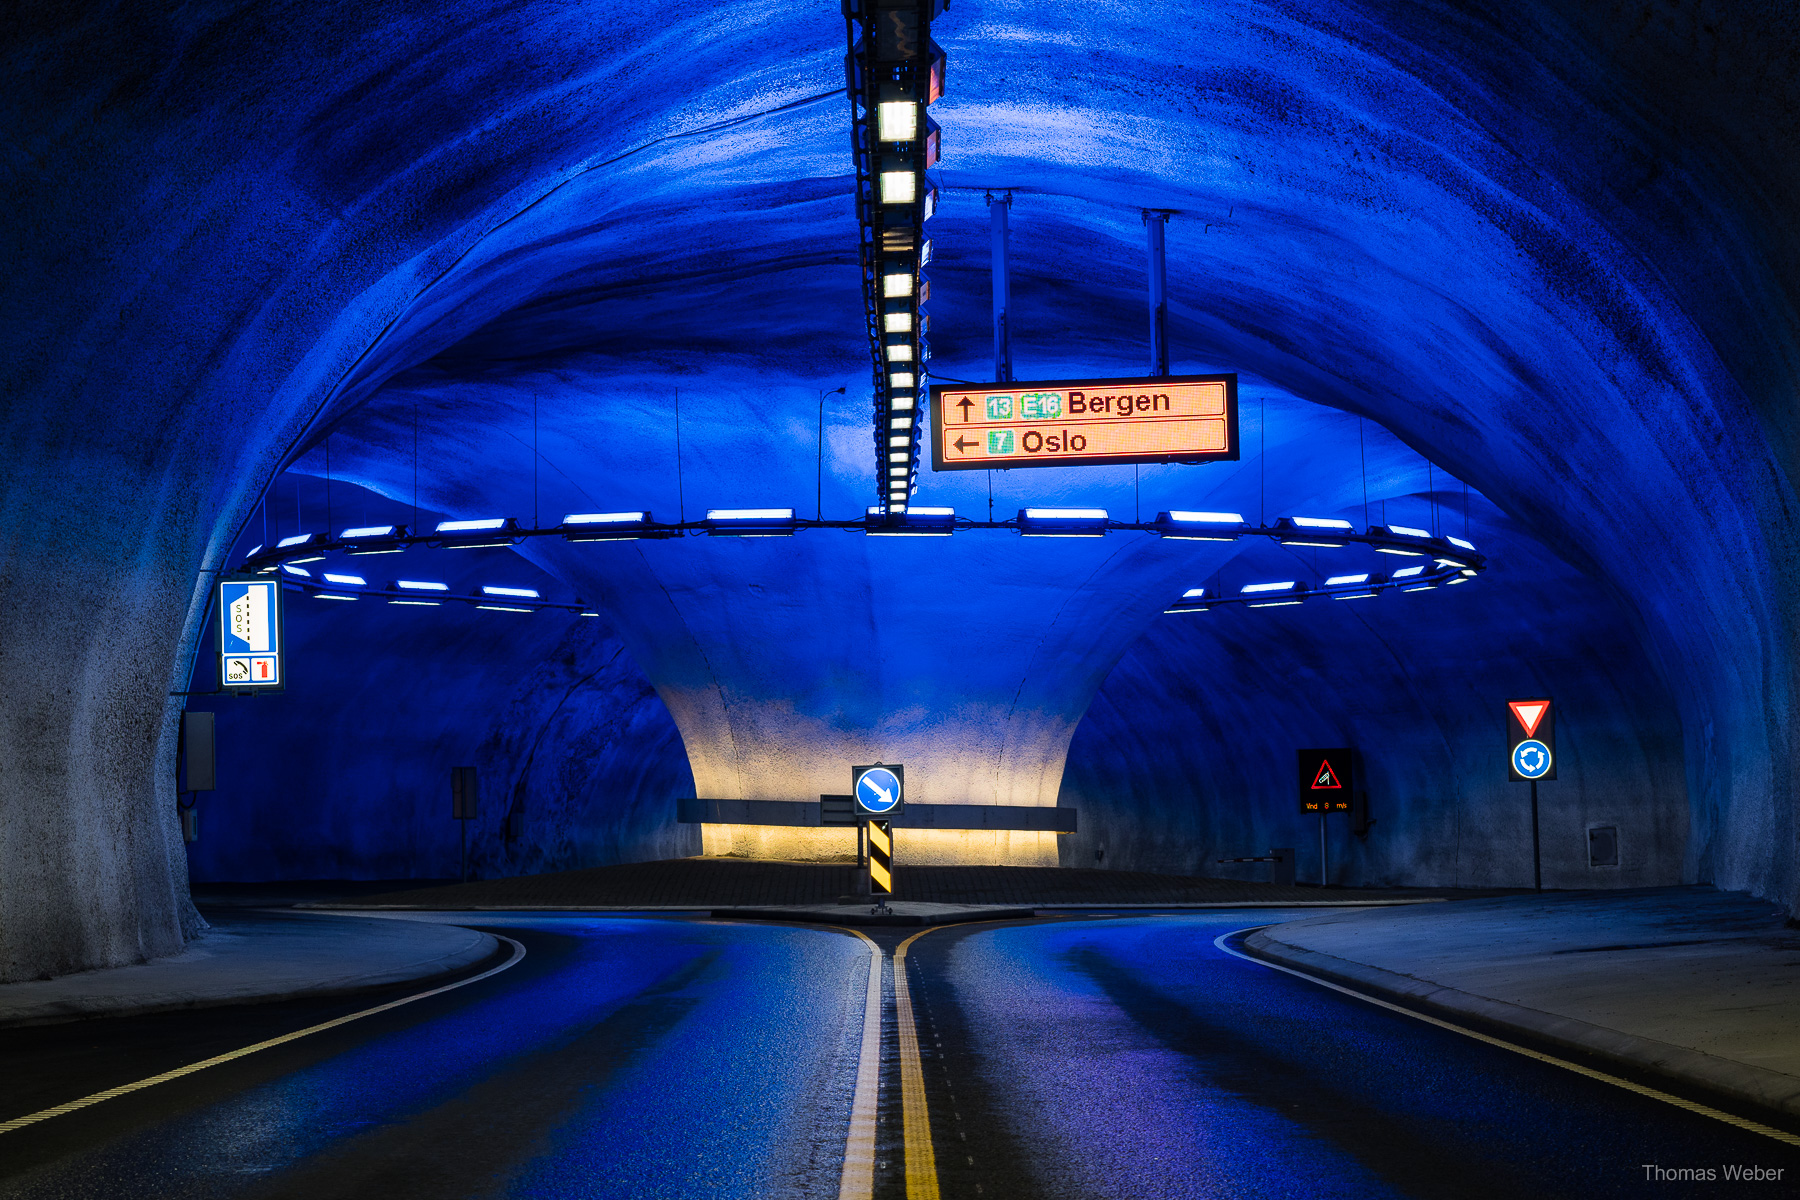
(0, 915), (502, 1028)
(712, 905), (1038, 927)
(297, 904), (714, 912)
(1244, 927), (1800, 1123)
(300, 898), (1446, 913)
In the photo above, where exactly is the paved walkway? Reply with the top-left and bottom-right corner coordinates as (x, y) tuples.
(308, 857), (1483, 910)
(0, 910), (498, 1027)
(1248, 886), (1800, 1121)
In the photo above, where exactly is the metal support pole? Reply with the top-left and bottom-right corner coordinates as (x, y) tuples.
(1319, 813), (1328, 887)
(989, 191), (1012, 383)
(1145, 210), (1170, 378)
(460, 818), (468, 885)
(1530, 780), (1542, 890)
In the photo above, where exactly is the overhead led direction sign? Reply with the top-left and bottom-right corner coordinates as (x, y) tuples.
(931, 373), (1238, 471)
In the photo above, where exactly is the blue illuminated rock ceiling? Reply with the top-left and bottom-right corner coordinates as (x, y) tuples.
(4, 0), (1797, 974)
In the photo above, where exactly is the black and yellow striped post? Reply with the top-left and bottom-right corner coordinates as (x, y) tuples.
(868, 820), (894, 897)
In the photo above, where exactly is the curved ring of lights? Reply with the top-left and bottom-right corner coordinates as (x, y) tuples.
(239, 508), (1485, 615)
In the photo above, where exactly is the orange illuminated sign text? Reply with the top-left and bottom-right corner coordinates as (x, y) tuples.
(930, 374), (1238, 470)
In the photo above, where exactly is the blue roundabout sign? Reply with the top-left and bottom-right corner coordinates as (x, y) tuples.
(1511, 739), (1553, 780)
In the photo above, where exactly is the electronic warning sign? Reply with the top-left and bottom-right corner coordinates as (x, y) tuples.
(1298, 748), (1354, 813)
(217, 576), (284, 693)
(930, 373), (1238, 471)
(1506, 698), (1556, 781)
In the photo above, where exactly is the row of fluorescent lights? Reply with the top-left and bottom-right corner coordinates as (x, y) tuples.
(846, 0), (948, 517)
(248, 509), (1485, 556)
(1166, 558), (1479, 613)
(273, 566), (573, 612)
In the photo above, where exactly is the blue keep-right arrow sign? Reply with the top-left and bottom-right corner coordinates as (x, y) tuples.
(852, 764), (903, 816)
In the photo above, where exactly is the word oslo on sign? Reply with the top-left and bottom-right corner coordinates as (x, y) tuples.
(930, 373), (1239, 470)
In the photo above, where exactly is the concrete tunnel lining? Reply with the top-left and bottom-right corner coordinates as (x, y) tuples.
(2, 0), (1797, 978)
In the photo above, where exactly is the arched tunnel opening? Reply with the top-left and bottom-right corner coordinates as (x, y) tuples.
(6, 1), (1800, 1190)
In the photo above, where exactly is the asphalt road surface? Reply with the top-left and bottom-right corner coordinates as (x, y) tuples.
(2, 911), (1795, 1198)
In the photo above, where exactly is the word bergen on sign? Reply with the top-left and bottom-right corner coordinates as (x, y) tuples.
(217, 577), (284, 692)
(1506, 698), (1556, 781)
(1297, 748), (1355, 813)
(930, 373), (1240, 471)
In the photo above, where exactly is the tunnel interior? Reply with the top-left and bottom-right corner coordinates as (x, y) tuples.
(6, 0), (1798, 979)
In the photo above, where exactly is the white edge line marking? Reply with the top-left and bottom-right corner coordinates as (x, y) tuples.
(1214, 926), (1800, 1147)
(837, 928), (883, 1200)
(0, 934), (528, 1135)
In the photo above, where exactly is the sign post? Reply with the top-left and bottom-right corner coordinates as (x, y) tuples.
(217, 576), (284, 694)
(930, 374), (1238, 471)
(1298, 748), (1354, 886)
(1506, 699), (1555, 890)
(451, 766), (478, 884)
(852, 764), (904, 901)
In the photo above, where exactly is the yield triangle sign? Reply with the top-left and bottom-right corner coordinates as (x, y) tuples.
(1509, 700), (1549, 738)
(1311, 760), (1342, 790)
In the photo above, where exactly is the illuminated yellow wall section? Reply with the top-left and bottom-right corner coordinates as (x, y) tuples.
(701, 824), (1061, 866)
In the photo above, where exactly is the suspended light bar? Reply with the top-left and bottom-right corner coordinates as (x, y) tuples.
(388, 580), (444, 605)
(704, 508), (798, 537)
(1164, 586), (1210, 613)
(1241, 580), (1306, 608)
(1446, 535), (1478, 552)
(1366, 524), (1432, 556)
(864, 505), (954, 535)
(1018, 507), (1109, 537)
(340, 524), (409, 555)
(1326, 572), (1381, 599)
(314, 592), (358, 602)
(433, 517), (521, 548)
(321, 573), (367, 586)
(560, 511), (667, 542)
(1276, 516), (1354, 548)
(479, 586), (540, 600)
(473, 602), (535, 613)
(280, 563), (311, 577)
(1155, 510), (1246, 541)
(275, 532), (326, 563)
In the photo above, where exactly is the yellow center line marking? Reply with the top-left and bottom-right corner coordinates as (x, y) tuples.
(835, 928), (883, 1200)
(0, 935), (527, 1136)
(894, 927), (942, 1200)
(1216, 926), (1800, 1147)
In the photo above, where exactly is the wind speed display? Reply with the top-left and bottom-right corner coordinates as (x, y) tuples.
(930, 373), (1239, 470)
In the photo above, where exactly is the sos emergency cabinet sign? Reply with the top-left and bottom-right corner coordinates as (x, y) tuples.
(930, 373), (1238, 470)
(1506, 699), (1556, 781)
(218, 576), (284, 692)
(1298, 748), (1354, 813)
